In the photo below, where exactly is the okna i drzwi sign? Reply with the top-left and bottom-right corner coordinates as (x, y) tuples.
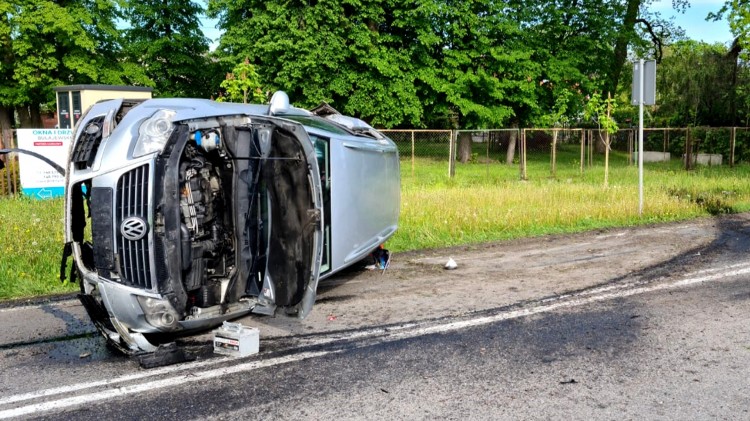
(17, 129), (71, 199)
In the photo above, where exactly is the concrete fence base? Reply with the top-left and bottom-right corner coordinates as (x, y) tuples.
(683, 154), (723, 166)
(633, 151), (671, 162)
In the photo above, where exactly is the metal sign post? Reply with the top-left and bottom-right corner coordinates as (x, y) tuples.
(632, 59), (656, 216)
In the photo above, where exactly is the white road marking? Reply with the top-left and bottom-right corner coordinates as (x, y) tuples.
(0, 350), (336, 419)
(0, 354), (230, 406)
(1, 261), (749, 419)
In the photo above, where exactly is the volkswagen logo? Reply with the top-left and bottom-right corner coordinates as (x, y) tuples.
(120, 216), (148, 241)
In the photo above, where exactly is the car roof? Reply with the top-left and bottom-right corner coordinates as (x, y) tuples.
(125, 96), (379, 139)
(133, 98), (313, 123)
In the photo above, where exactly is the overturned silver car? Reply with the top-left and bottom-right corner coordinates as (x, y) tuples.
(62, 92), (399, 354)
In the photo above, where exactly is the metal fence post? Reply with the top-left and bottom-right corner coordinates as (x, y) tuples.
(627, 129), (633, 165)
(482, 131), (490, 179)
(448, 130), (456, 178)
(685, 127), (692, 170)
(410, 130), (415, 177)
(550, 128), (557, 178)
(520, 129), (527, 181)
(730, 127), (736, 168)
(580, 130), (585, 174)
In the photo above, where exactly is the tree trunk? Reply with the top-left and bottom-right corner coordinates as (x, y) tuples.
(18, 105), (32, 128)
(29, 103), (42, 127)
(0, 106), (12, 134)
(0, 106), (10, 173)
(728, 38), (741, 126)
(595, 130), (606, 153)
(457, 131), (472, 163)
(609, 0), (641, 95)
(506, 122), (518, 165)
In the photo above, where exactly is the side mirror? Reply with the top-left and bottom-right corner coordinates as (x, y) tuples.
(268, 91), (290, 115)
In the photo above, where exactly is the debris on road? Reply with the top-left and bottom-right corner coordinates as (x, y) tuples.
(445, 257), (458, 270)
(213, 322), (260, 358)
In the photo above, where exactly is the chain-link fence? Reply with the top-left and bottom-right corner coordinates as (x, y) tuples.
(383, 127), (750, 181)
(3, 126), (749, 196)
(623, 127), (750, 169)
(381, 130), (453, 177)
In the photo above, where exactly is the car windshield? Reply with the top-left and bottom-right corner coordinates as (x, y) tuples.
(281, 115), (353, 135)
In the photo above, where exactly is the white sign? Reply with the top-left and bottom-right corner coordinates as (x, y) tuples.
(631, 60), (657, 105)
(17, 129), (71, 199)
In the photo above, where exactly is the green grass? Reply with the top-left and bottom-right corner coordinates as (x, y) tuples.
(2, 151), (750, 300)
(0, 197), (74, 299)
(392, 151), (750, 251)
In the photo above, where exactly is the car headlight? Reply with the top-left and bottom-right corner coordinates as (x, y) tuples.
(133, 109), (176, 157)
(136, 295), (181, 331)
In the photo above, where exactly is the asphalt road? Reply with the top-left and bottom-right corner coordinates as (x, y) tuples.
(1, 214), (749, 420)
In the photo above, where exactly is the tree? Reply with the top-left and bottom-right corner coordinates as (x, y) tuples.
(585, 92), (619, 186)
(208, 0), (425, 127)
(509, 1), (621, 118)
(0, 0), (15, 132)
(500, 0), (624, 163)
(652, 41), (744, 126)
(122, 0), (215, 98)
(607, 0), (689, 96)
(216, 58), (265, 103)
(206, 0), (706, 131)
(1, 0), (150, 128)
(709, 0), (750, 125)
(540, 89), (573, 177)
(420, 0), (540, 162)
(709, 0), (750, 54)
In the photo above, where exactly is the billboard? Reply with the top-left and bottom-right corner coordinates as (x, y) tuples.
(16, 129), (71, 199)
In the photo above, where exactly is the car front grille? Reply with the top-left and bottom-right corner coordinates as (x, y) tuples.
(115, 165), (153, 289)
(72, 116), (106, 169)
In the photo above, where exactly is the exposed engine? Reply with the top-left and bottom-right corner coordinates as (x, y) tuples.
(178, 132), (234, 310)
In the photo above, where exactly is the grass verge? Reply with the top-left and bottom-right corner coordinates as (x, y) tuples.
(0, 197), (72, 299)
(393, 153), (750, 251)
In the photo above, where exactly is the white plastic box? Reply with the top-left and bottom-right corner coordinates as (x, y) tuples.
(213, 321), (260, 357)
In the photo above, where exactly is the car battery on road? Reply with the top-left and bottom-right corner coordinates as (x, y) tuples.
(213, 321), (259, 357)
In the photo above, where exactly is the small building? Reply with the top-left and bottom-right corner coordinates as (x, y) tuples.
(53, 85), (153, 129)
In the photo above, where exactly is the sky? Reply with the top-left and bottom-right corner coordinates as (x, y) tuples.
(199, 1), (736, 50)
(651, 0), (734, 44)
(200, 15), (221, 50)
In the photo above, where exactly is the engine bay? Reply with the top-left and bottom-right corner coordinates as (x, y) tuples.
(178, 137), (235, 310)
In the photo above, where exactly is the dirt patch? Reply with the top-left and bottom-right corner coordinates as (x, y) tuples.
(234, 213), (750, 339)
